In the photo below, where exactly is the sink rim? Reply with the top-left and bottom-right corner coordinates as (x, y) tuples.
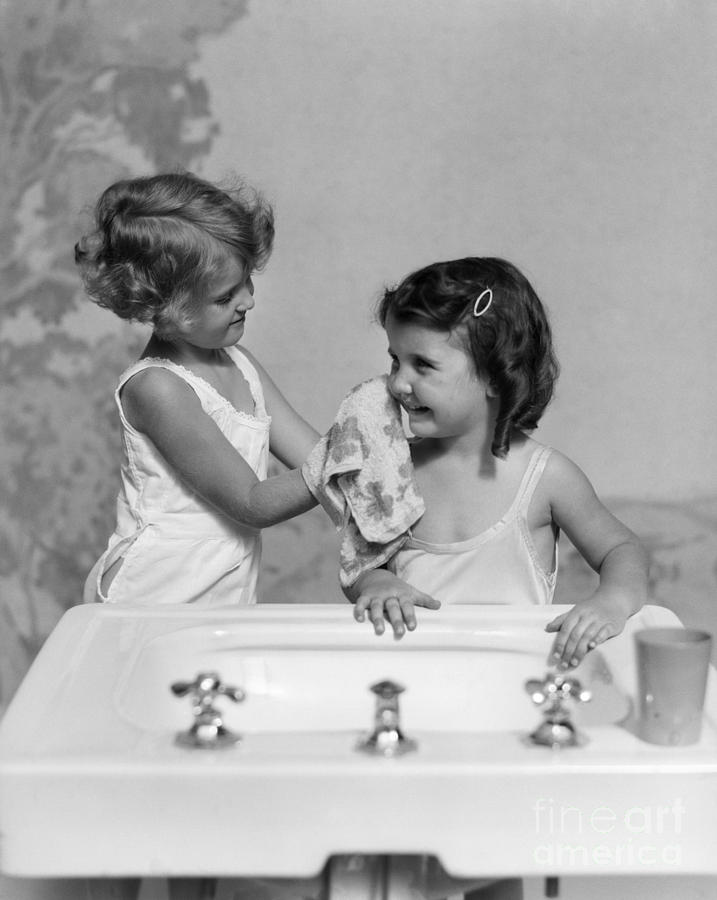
(2, 602), (714, 765)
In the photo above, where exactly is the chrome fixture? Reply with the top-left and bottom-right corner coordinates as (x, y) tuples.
(525, 671), (592, 749)
(357, 679), (417, 757)
(170, 671), (245, 749)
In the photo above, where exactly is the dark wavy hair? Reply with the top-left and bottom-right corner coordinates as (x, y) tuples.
(377, 257), (559, 458)
(74, 171), (274, 338)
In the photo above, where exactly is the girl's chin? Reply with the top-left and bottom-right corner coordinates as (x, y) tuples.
(219, 323), (244, 344)
(406, 411), (434, 433)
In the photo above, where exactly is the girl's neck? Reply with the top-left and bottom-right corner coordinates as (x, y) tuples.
(143, 335), (228, 368)
(434, 405), (499, 461)
(414, 427), (529, 476)
(413, 424), (490, 472)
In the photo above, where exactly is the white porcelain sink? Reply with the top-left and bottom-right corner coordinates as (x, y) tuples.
(1, 603), (716, 881)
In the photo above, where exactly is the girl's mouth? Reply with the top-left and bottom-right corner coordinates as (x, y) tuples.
(403, 402), (429, 415)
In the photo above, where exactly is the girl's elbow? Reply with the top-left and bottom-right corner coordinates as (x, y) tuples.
(612, 535), (648, 564)
(239, 504), (276, 530)
(240, 495), (291, 529)
(209, 493), (269, 530)
(595, 537), (649, 578)
(626, 536), (650, 571)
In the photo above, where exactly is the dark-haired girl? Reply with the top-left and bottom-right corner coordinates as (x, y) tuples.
(352, 257), (648, 670)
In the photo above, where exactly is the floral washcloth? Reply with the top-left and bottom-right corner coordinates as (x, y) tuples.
(302, 375), (425, 587)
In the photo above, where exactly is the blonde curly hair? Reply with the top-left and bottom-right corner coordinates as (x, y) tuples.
(75, 171), (274, 338)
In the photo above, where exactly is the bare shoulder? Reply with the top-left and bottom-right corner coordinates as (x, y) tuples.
(542, 447), (593, 489)
(529, 445), (599, 520)
(121, 366), (201, 431)
(538, 446), (644, 569)
(540, 446), (629, 540)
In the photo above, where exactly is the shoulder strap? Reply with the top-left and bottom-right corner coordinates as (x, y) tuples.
(512, 445), (553, 515)
(116, 357), (177, 391)
(225, 346), (268, 418)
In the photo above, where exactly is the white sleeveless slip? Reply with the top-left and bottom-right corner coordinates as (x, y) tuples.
(84, 345), (271, 606)
(388, 445), (557, 605)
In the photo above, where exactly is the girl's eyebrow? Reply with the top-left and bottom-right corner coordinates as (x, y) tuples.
(388, 346), (438, 365)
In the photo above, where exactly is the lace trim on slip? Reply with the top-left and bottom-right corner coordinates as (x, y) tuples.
(125, 357), (271, 426)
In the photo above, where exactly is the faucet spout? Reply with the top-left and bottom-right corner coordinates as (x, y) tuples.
(357, 679), (417, 757)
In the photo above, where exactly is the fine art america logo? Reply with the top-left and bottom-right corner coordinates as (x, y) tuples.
(532, 797), (685, 868)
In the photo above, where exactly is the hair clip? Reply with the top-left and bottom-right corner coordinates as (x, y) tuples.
(473, 288), (493, 318)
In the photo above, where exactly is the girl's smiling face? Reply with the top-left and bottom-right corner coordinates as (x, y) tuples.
(385, 312), (491, 441)
(177, 253), (255, 349)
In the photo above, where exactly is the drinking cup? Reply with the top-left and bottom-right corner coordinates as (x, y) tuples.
(635, 627), (712, 746)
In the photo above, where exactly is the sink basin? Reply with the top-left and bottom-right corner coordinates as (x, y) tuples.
(1, 603), (716, 880)
(116, 616), (627, 735)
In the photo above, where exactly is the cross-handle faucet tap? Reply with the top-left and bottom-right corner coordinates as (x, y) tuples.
(525, 671), (592, 749)
(170, 671), (245, 749)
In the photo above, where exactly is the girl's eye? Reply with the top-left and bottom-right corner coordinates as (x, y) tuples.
(415, 358), (432, 371)
(215, 292), (234, 306)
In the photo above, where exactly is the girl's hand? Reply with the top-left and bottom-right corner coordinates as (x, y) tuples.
(545, 592), (631, 669)
(350, 569), (440, 638)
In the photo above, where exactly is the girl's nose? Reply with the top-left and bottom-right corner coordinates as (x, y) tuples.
(388, 367), (411, 399)
(238, 284), (255, 310)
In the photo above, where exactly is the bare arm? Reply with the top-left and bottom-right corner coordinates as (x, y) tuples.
(122, 367), (317, 529)
(240, 348), (320, 468)
(543, 451), (649, 666)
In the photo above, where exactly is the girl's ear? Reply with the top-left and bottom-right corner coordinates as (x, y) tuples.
(485, 382), (499, 399)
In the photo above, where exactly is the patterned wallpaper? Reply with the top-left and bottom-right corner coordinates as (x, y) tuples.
(1, 1), (716, 718)
(0, 0), (252, 711)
